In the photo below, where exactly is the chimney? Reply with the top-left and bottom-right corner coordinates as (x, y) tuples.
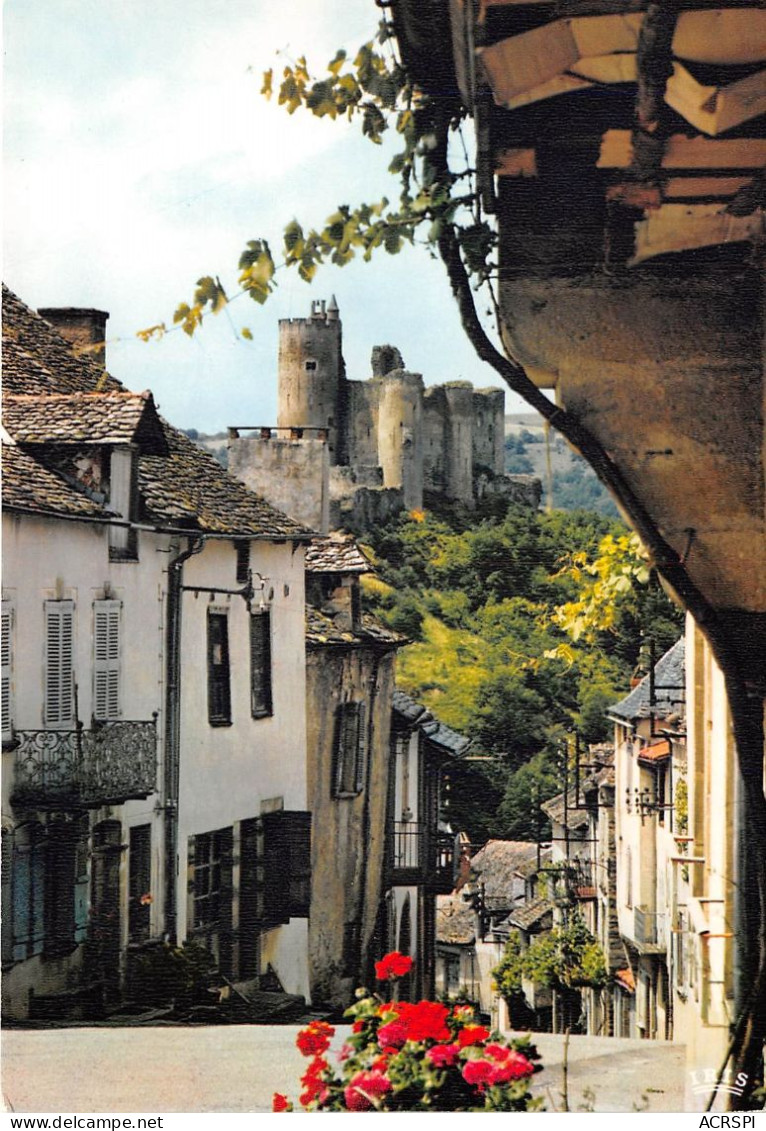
(37, 306), (109, 367)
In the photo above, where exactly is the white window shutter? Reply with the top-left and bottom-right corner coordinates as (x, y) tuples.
(1, 604), (12, 741)
(93, 600), (121, 720)
(45, 601), (74, 726)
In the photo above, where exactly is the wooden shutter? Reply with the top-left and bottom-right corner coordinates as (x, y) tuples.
(262, 811), (311, 922)
(93, 600), (121, 720)
(250, 610), (273, 718)
(44, 601), (74, 726)
(333, 702), (366, 796)
(1, 603), (12, 741)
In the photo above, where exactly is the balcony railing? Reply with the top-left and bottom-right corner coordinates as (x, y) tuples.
(390, 823), (455, 893)
(11, 718), (158, 808)
(634, 906), (667, 953)
(392, 821), (423, 872)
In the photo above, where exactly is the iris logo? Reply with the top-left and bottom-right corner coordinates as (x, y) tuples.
(689, 1067), (748, 1098)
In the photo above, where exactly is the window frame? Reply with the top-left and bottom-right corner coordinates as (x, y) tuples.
(250, 609), (273, 719)
(207, 609), (232, 727)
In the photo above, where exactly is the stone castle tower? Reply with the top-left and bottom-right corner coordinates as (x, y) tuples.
(228, 299), (539, 532)
(278, 297), (344, 461)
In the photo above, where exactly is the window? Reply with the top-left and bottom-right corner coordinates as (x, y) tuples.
(207, 612), (231, 726)
(235, 542), (250, 585)
(250, 610), (272, 718)
(93, 599), (121, 721)
(44, 600), (74, 727)
(45, 821), (79, 959)
(2, 602), (13, 743)
(128, 825), (152, 944)
(191, 827), (233, 976)
(193, 828), (233, 930)
(108, 448), (138, 560)
(11, 824), (46, 961)
(332, 701), (367, 797)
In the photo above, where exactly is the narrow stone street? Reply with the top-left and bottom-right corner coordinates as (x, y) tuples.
(2, 1026), (687, 1114)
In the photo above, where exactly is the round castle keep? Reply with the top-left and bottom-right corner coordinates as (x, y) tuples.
(278, 297), (344, 460)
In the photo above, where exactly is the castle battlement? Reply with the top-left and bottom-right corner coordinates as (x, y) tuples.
(230, 299), (539, 532)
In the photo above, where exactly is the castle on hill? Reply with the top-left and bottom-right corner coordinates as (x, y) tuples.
(228, 298), (540, 532)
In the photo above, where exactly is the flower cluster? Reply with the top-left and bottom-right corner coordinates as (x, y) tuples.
(272, 953), (542, 1113)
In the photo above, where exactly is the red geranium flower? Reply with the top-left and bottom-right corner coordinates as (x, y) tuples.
(272, 1093), (291, 1112)
(344, 1070), (392, 1112)
(377, 1018), (409, 1048)
(457, 1024), (491, 1048)
(490, 1049), (535, 1083)
(296, 1020), (334, 1057)
(462, 1058), (495, 1087)
(375, 951), (414, 981)
(402, 1001), (451, 1042)
(425, 1043), (460, 1068)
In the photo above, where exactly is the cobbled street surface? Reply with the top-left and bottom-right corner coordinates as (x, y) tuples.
(2, 1026), (686, 1114)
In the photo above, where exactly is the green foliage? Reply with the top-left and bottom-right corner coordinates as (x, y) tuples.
(363, 501), (681, 843)
(675, 776), (688, 835)
(521, 916), (607, 991)
(492, 931), (524, 1000)
(498, 750), (561, 841)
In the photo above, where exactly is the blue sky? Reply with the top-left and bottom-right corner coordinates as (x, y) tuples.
(4, 0), (526, 431)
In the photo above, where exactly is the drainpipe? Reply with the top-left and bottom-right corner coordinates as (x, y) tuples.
(163, 535), (205, 943)
(358, 651), (382, 987)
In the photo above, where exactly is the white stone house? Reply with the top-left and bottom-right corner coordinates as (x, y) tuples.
(609, 637), (686, 1041)
(1, 288), (314, 1018)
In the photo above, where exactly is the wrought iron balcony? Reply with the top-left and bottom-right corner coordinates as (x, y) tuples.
(11, 718), (158, 808)
(633, 905), (667, 954)
(392, 821), (423, 874)
(390, 822), (455, 893)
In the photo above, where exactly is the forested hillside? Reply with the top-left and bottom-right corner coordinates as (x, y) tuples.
(362, 500), (682, 843)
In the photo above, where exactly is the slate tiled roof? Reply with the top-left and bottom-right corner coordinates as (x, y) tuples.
(516, 846), (552, 879)
(392, 689), (471, 758)
(507, 897), (554, 932)
(609, 637), (686, 722)
(139, 424), (313, 538)
(305, 534), (372, 574)
(2, 286), (122, 395)
(541, 789), (590, 832)
(305, 605), (406, 649)
(436, 895), (475, 945)
(2, 286), (314, 540)
(3, 391), (167, 452)
(468, 839), (539, 908)
(1, 443), (106, 518)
